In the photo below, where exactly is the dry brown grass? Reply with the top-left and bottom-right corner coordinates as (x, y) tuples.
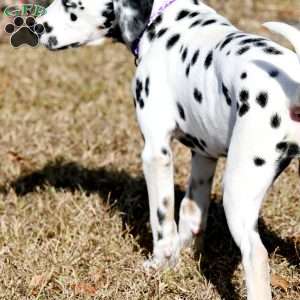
(0, 1), (299, 299)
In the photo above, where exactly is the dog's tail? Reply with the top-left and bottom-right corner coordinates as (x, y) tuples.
(263, 22), (300, 63)
(263, 22), (300, 122)
(263, 22), (300, 84)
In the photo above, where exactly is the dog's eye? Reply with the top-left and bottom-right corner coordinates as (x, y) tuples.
(62, 0), (76, 9)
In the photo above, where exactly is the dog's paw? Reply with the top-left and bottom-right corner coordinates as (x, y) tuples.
(143, 235), (180, 271)
(178, 214), (205, 260)
(179, 211), (203, 249)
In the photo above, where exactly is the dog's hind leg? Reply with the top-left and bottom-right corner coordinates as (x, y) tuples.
(179, 153), (217, 251)
(222, 118), (283, 300)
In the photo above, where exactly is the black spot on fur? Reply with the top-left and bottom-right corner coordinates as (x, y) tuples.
(48, 36), (58, 47)
(145, 77), (150, 97)
(269, 69), (279, 77)
(70, 13), (78, 22)
(153, 15), (163, 26)
(163, 197), (169, 207)
(237, 46), (250, 55)
(226, 32), (238, 38)
(186, 64), (191, 77)
(256, 92), (268, 108)
(222, 83), (232, 106)
(135, 79), (144, 109)
(191, 50), (200, 65)
(189, 12), (200, 18)
(147, 29), (156, 41)
(204, 51), (213, 69)
(239, 38), (265, 45)
(176, 10), (190, 21)
(43, 22), (53, 33)
(157, 231), (163, 240)
(102, 4), (115, 28)
(157, 209), (165, 225)
(157, 28), (168, 38)
(189, 19), (202, 28)
(276, 142), (288, 152)
(278, 142), (299, 156)
(254, 157), (266, 166)
(239, 103), (250, 117)
(255, 41), (267, 47)
(202, 19), (217, 26)
(194, 88), (202, 103)
(177, 102), (186, 120)
(264, 47), (282, 55)
(182, 48), (188, 62)
(166, 34), (180, 49)
(241, 72), (247, 79)
(220, 36), (234, 50)
(231, 34), (247, 40)
(162, 148), (168, 155)
(271, 113), (281, 128)
(239, 90), (249, 102)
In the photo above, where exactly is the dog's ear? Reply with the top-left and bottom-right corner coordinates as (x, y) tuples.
(112, 0), (153, 48)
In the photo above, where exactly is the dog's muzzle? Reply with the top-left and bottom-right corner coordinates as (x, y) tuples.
(46, 42), (81, 51)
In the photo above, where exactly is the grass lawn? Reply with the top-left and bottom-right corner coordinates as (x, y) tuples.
(0, 1), (299, 299)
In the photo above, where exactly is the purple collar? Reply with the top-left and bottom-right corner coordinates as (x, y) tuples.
(132, 0), (177, 57)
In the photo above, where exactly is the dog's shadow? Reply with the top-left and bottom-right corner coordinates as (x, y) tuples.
(4, 159), (299, 300)
(200, 202), (299, 299)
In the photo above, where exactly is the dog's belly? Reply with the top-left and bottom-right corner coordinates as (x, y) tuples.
(175, 91), (233, 158)
(172, 62), (236, 158)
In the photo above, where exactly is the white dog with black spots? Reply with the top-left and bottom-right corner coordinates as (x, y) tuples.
(37, 1), (300, 299)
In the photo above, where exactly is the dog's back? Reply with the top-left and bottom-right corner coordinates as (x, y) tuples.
(136, 1), (300, 158)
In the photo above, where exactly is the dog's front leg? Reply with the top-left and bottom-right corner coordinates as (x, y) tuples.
(142, 132), (179, 270)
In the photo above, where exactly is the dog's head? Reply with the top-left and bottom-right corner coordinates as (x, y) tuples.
(38, 0), (153, 51)
(37, 0), (115, 50)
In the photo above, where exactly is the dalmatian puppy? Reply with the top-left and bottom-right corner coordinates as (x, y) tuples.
(37, 1), (300, 299)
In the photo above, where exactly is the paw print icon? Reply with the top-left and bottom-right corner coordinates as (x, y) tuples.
(5, 16), (45, 48)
